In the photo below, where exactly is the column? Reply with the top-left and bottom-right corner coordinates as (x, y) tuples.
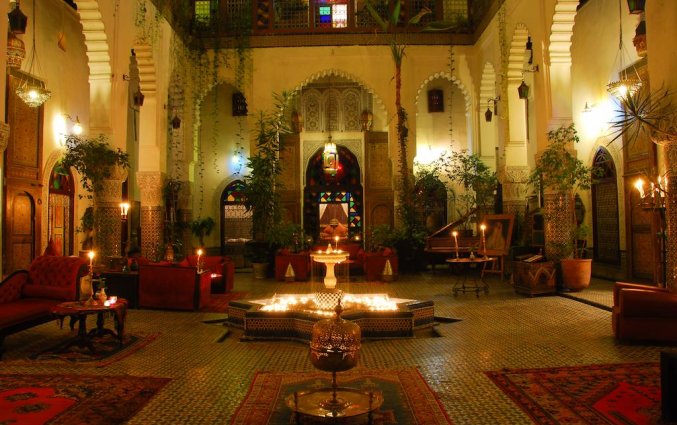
(664, 142), (677, 290)
(543, 191), (573, 261)
(502, 166), (530, 218)
(94, 166), (127, 259)
(137, 171), (164, 260)
(178, 182), (193, 255)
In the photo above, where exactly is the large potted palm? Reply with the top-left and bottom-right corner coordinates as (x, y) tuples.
(529, 124), (601, 291)
(243, 92), (294, 278)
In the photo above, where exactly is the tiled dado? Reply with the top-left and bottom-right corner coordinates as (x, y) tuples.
(96, 203), (123, 258)
(141, 206), (163, 260)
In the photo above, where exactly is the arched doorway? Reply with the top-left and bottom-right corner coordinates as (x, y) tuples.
(220, 180), (252, 243)
(47, 162), (75, 256)
(592, 147), (620, 264)
(304, 146), (363, 242)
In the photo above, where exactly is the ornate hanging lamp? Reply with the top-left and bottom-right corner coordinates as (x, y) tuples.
(518, 80), (530, 100)
(15, 0), (51, 108)
(7, 31), (26, 69)
(607, 0), (641, 99)
(323, 136), (339, 176)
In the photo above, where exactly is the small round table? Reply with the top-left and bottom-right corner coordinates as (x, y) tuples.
(51, 299), (127, 354)
(446, 257), (496, 297)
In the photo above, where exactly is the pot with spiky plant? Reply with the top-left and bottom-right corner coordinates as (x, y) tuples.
(529, 124), (601, 291)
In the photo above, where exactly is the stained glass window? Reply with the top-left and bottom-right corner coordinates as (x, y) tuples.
(222, 180), (252, 241)
(317, 1), (348, 28)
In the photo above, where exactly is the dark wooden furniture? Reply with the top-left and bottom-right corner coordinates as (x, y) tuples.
(100, 271), (139, 308)
(51, 299), (127, 353)
(447, 257), (495, 297)
(512, 261), (556, 296)
(612, 282), (677, 344)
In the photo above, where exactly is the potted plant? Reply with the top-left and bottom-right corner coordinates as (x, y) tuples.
(242, 92), (295, 278)
(528, 124), (601, 291)
(190, 217), (215, 247)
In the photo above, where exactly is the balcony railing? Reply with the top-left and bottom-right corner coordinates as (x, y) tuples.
(189, 0), (489, 39)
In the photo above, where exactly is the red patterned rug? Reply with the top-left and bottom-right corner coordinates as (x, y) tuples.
(230, 367), (452, 424)
(201, 292), (247, 313)
(486, 362), (661, 425)
(0, 373), (169, 425)
(6, 333), (161, 368)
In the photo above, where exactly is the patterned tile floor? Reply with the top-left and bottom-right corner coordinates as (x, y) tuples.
(2, 270), (673, 424)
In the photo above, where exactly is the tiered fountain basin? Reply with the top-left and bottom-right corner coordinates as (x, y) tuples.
(227, 293), (435, 341)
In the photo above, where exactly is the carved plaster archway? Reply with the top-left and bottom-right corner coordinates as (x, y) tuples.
(74, 0), (112, 81)
(415, 72), (472, 114)
(292, 69), (388, 127)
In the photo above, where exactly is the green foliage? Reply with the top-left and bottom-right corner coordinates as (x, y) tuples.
(190, 217), (215, 246)
(609, 87), (677, 147)
(529, 124), (599, 193)
(267, 222), (307, 252)
(61, 135), (129, 197)
(243, 92), (295, 241)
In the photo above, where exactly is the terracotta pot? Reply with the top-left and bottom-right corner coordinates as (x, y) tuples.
(560, 258), (592, 291)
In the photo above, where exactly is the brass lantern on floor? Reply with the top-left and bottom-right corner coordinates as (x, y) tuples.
(310, 298), (361, 373)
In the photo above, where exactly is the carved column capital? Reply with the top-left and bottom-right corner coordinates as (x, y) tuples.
(137, 171), (164, 207)
(502, 166), (531, 203)
(95, 165), (128, 203)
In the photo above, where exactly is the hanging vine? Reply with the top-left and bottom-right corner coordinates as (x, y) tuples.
(447, 46), (455, 143)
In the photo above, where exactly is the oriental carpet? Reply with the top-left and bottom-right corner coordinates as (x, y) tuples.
(230, 367), (452, 424)
(0, 373), (170, 425)
(486, 362), (661, 425)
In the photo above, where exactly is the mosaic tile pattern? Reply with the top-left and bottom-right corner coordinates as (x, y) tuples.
(2, 270), (671, 425)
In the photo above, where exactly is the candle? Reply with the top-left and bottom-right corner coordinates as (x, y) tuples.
(480, 224), (487, 258)
(196, 249), (203, 271)
(88, 250), (95, 274)
(109, 296), (118, 305)
(452, 230), (459, 258)
(634, 179), (645, 199)
(334, 236), (339, 251)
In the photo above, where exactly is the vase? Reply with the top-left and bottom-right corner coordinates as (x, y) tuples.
(97, 287), (107, 303)
(80, 275), (93, 302)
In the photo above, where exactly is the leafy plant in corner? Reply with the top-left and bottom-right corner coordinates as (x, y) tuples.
(61, 135), (130, 199)
(528, 124), (602, 259)
(190, 217), (215, 247)
(242, 92), (295, 262)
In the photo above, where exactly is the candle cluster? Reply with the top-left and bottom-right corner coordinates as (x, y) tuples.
(634, 176), (667, 209)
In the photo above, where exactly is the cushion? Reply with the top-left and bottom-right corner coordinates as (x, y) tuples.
(382, 247), (393, 256)
(179, 258), (190, 267)
(21, 283), (73, 301)
(0, 273), (27, 304)
(28, 256), (85, 289)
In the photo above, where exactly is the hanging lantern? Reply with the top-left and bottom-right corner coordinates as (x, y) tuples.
(232, 92), (248, 116)
(8, 1), (28, 35)
(171, 114), (181, 129)
(133, 88), (145, 107)
(626, 0), (645, 14)
(484, 106), (493, 122)
(6, 32), (26, 69)
(323, 136), (339, 176)
(518, 80), (530, 100)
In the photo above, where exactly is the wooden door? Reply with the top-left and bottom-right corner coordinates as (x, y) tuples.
(592, 148), (620, 264)
(6, 191), (36, 271)
(3, 70), (43, 273)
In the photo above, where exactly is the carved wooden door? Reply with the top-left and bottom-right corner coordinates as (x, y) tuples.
(3, 71), (43, 273)
(592, 148), (620, 264)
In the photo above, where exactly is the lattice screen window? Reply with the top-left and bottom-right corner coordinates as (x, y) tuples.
(223, 0), (249, 31)
(443, 0), (468, 21)
(410, 0), (437, 26)
(355, 0), (388, 27)
(194, 0), (216, 27)
(223, 205), (253, 240)
(274, 0), (310, 30)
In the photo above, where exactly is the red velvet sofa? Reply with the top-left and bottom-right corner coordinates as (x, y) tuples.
(138, 264), (211, 311)
(612, 282), (677, 344)
(182, 255), (235, 293)
(0, 255), (87, 358)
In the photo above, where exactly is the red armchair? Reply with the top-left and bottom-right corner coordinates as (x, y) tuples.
(183, 255), (235, 293)
(612, 282), (677, 344)
(138, 265), (211, 311)
(1, 255), (87, 358)
(363, 249), (398, 282)
(275, 251), (310, 281)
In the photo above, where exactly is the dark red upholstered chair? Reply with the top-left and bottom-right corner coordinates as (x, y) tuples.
(183, 255), (235, 293)
(275, 250), (310, 281)
(138, 264), (211, 311)
(0, 255), (87, 358)
(612, 282), (677, 344)
(363, 249), (398, 282)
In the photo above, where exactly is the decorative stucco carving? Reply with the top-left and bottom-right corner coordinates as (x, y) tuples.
(0, 122), (10, 153)
(137, 171), (164, 207)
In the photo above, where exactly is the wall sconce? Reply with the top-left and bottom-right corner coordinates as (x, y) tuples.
(133, 88), (145, 107)
(64, 114), (82, 135)
(634, 176), (667, 210)
(360, 110), (373, 132)
(582, 102), (592, 113)
(524, 36), (540, 73)
(171, 114), (181, 129)
(120, 202), (130, 221)
(485, 97), (500, 122)
(518, 81), (530, 100)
